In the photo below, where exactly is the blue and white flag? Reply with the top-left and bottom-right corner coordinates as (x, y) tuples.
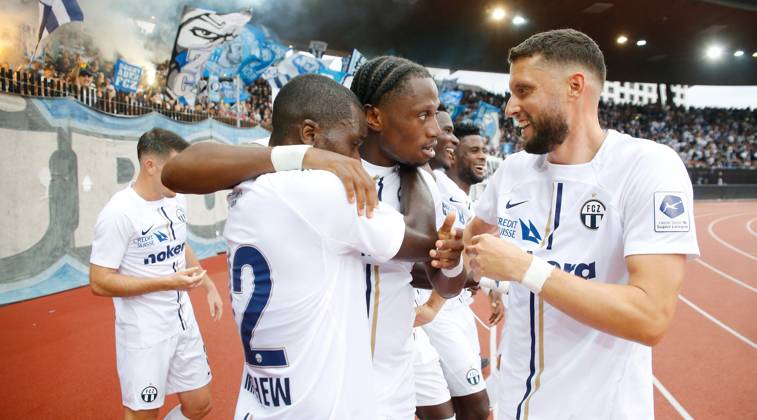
(440, 90), (463, 112)
(473, 101), (501, 144)
(112, 59), (142, 93)
(342, 49), (367, 76)
(37, 0), (84, 43)
(266, 52), (346, 91)
(203, 23), (288, 85)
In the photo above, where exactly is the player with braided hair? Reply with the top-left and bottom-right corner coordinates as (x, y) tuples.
(349, 56), (469, 420)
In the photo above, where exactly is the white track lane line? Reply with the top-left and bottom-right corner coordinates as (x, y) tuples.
(693, 259), (757, 293)
(707, 213), (757, 262)
(653, 376), (694, 420)
(678, 294), (757, 350)
(747, 217), (757, 238)
(690, 211), (757, 293)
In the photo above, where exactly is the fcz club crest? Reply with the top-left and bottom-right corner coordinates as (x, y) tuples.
(580, 199), (606, 230)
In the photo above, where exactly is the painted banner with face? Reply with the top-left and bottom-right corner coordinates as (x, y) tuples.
(166, 7), (252, 106)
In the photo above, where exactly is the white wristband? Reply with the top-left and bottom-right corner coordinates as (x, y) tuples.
(478, 277), (510, 293)
(271, 145), (312, 172)
(441, 259), (464, 278)
(520, 256), (554, 294)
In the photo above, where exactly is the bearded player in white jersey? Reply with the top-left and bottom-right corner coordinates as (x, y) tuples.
(90, 128), (224, 420)
(464, 29), (700, 419)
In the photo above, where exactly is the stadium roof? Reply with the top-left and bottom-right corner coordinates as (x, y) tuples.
(257, 0), (757, 85)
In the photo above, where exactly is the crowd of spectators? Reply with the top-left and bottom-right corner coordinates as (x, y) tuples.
(0, 49), (273, 129)
(451, 88), (755, 171)
(2, 52), (755, 171)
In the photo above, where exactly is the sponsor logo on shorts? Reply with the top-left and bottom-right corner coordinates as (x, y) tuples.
(466, 368), (481, 386)
(141, 385), (158, 403)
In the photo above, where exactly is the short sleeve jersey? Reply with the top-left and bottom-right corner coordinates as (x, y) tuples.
(475, 130), (699, 419)
(223, 170), (405, 420)
(90, 187), (194, 348)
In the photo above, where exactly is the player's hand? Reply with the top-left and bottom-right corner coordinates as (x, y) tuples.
(167, 267), (206, 291)
(488, 290), (504, 325)
(206, 283), (223, 321)
(466, 234), (531, 282)
(302, 147), (378, 217)
(430, 212), (463, 269)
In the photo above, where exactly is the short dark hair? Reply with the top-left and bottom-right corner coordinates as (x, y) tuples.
(453, 121), (480, 139)
(137, 128), (189, 160)
(350, 56), (431, 106)
(272, 74), (361, 141)
(508, 29), (606, 82)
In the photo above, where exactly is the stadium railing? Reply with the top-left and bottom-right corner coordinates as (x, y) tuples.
(0, 67), (259, 128)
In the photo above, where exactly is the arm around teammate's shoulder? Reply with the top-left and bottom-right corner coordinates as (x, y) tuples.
(162, 143), (378, 216)
(162, 142), (275, 194)
(273, 170), (404, 262)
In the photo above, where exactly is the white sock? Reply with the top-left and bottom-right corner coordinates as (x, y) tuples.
(164, 405), (190, 420)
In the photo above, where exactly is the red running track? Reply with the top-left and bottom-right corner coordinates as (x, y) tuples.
(0, 201), (755, 419)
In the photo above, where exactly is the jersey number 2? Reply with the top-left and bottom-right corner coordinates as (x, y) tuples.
(231, 246), (288, 368)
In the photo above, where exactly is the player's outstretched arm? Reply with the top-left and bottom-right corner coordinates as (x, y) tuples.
(162, 142), (378, 216)
(185, 244), (223, 321)
(89, 264), (206, 297)
(466, 234), (686, 346)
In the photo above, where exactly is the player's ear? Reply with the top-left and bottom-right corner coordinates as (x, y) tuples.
(141, 156), (156, 173)
(364, 104), (382, 132)
(567, 71), (585, 100)
(300, 119), (318, 146)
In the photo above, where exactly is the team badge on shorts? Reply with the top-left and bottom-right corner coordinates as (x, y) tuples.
(466, 368), (481, 386)
(141, 385), (158, 403)
(580, 199), (606, 230)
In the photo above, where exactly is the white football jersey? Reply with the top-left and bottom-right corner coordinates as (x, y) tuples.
(361, 160), (444, 419)
(90, 186), (195, 348)
(432, 169), (473, 307)
(476, 130), (700, 419)
(224, 170), (405, 420)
